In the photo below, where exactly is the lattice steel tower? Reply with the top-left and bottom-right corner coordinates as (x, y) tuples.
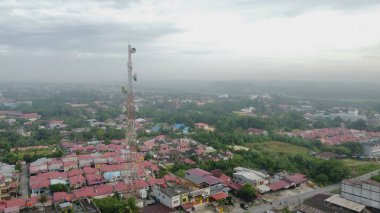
(122, 44), (138, 182)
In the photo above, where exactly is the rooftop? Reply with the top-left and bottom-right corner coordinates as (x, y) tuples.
(159, 186), (191, 198)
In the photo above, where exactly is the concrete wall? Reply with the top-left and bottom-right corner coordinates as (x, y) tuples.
(341, 182), (380, 209)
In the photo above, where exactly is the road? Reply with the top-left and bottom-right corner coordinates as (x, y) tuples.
(233, 169), (380, 213)
(19, 163), (29, 198)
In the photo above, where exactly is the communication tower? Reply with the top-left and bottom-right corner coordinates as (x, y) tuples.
(122, 44), (138, 184)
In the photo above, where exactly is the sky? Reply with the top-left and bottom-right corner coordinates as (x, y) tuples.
(0, 0), (380, 83)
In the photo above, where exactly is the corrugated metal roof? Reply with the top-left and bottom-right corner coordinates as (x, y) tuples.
(325, 195), (365, 212)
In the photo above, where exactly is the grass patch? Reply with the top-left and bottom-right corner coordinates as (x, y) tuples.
(341, 159), (380, 177)
(15, 148), (52, 158)
(244, 141), (310, 155)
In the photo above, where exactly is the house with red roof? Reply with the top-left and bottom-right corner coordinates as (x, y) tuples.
(112, 182), (128, 193)
(132, 180), (149, 191)
(69, 175), (86, 189)
(83, 167), (98, 175)
(284, 173), (307, 187)
(183, 158), (196, 165)
(93, 184), (114, 198)
(210, 169), (231, 185)
(86, 174), (103, 186)
(268, 179), (292, 191)
(185, 168), (226, 195)
(29, 164), (48, 175)
(67, 168), (83, 177)
(194, 123), (209, 130)
(30, 172), (68, 194)
(63, 161), (78, 172)
(73, 187), (95, 200)
(21, 113), (41, 121)
(53, 192), (72, 203)
(47, 159), (63, 172)
(62, 154), (77, 163)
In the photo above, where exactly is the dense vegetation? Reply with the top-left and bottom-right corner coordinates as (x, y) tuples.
(371, 172), (380, 182)
(172, 149), (350, 185)
(93, 195), (139, 213)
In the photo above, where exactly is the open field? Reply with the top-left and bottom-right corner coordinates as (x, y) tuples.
(342, 159), (380, 177)
(244, 141), (310, 155)
(15, 148), (52, 158)
(243, 141), (380, 178)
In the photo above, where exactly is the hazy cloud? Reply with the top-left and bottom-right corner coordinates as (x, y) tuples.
(0, 0), (380, 82)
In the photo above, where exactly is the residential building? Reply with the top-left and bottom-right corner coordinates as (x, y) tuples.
(152, 185), (191, 208)
(185, 168), (227, 195)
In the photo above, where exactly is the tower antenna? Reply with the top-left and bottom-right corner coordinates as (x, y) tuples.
(122, 44), (138, 190)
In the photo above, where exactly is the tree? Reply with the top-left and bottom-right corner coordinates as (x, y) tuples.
(175, 169), (186, 178)
(126, 197), (139, 213)
(38, 194), (48, 212)
(15, 162), (22, 172)
(50, 183), (68, 193)
(93, 196), (140, 213)
(349, 119), (367, 130)
(237, 184), (256, 202)
(314, 173), (329, 185)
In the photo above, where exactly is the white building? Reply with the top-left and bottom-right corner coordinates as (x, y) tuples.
(151, 185), (191, 208)
(341, 179), (380, 209)
(233, 167), (269, 187)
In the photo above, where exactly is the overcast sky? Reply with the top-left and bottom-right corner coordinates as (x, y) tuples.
(1, 0), (380, 83)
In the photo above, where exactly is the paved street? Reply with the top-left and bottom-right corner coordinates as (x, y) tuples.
(233, 169), (380, 213)
(19, 163), (29, 198)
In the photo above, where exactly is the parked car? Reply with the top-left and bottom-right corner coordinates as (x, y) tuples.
(240, 203), (249, 210)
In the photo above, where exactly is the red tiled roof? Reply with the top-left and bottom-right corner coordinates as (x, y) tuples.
(86, 174), (103, 185)
(49, 120), (64, 125)
(210, 169), (224, 178)
(83, 167), (97, 175)
(147, 177), (165, 186)
(33, 171), (67, 180)
(210, 192), (228, 200)
(186, 168), (211, 177)
(77, 153), (95, 160)
(101, 151), (118, 158)
(113, 182), (128, 192)
(204, 175), (222, 185)
(285, 173), (307, 184)
(68, 169), (83, 177)
(138, 161), (155, 168)
(183, 159), (196, 165)
(163, 175), (176, 182)
(268, 179), (291, 191)
(6, 198), (26, 208)
(219, 174), (231, 184)
(53, 192), (72, 202)
(133, 180), (149, 189)
(228, 183), (242, 191)
(69, 175), (86, 186)
(94, 184), (113, 196)
(195, 123), (208, 127)
(73, 187), (95, 199)
(100, 164), (125, 173)
(30, 179), (50, 190)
